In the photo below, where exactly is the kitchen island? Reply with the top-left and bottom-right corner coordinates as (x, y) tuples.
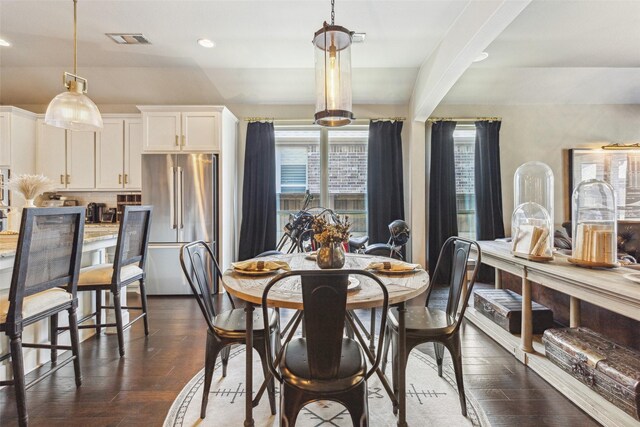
(0, 225), (119, 382)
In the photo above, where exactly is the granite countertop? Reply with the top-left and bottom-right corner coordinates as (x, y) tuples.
(0, 229), (119, 259)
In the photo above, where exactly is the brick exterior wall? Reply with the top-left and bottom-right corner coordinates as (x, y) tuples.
(308, 144), (367, 194)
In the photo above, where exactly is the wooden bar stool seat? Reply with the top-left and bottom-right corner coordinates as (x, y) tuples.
(0, 207), (85, 427)
(71, 206), (153, 357)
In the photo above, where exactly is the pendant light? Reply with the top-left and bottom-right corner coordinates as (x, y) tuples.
(45, 0), (103, 131)
(313, 0), (353, 127)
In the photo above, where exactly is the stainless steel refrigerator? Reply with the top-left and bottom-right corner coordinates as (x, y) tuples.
(142, 153), (217, 294)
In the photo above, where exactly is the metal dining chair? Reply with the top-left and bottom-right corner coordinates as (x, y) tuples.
(381, 236), (481, 416)
(180, 241), (280, 419)
(262, 269), (389, 426)
(0, 207), (85, 427)
(73, 205), (152, 357)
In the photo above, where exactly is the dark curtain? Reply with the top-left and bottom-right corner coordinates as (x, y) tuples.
(474, 120), (505, 281)
(428, 121), (458, 278)
(238, 122), (277, 261)
(367, 120), (405, 248)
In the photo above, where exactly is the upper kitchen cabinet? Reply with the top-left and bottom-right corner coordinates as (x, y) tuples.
(36, 120), (67, 190)
(95, 117), (143, 190)
(0, 107), (37, 174)
(66, 130), (96, 190)
(138, 106), (226, 152)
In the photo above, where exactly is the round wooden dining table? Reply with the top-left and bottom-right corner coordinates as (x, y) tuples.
(222, 252), (430, 427)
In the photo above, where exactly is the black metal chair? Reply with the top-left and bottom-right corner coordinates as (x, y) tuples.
(381, 236), (480, 416)
(262, 269), (389, 426)
(180, 240), (280, 419)
(73, 205), (152, 357)
(0, 207), (85, 427)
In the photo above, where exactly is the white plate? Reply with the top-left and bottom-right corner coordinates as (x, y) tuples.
(233, 268), (281, 276)
(348, 277), (360, 291)
(624, 273), (640, 284)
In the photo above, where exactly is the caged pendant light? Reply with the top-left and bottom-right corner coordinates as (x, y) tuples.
(45, 0), (103, 131)
(313, 0), (353, 127)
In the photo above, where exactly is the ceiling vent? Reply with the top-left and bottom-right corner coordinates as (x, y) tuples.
(352, 33), (366, 43)
(106, 33), (151, 45)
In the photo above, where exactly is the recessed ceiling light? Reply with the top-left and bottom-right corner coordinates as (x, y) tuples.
(473, 52), (489, 63)
(0, 39), (11, 47)
(197, 38), (215, 48)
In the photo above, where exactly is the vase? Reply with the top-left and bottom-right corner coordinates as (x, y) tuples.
(24, 198), (35, 208)
(316, 242), (346, 269)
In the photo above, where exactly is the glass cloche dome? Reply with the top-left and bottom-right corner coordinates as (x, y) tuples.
(511, 202), (553, 259)
(571, 179), (617, 266)
(512, 162), (554, 260)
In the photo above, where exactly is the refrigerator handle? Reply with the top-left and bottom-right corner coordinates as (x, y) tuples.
(170, 166), (177, 229)
(179, 166), (184, 229)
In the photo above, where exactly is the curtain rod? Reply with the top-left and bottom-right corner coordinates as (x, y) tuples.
(243, 117), (406, 122)
(427, 117), (501, 123)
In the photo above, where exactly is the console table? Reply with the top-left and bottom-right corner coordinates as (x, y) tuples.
(466, 240), (640, 426)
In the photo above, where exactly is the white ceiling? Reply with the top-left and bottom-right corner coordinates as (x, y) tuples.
(442, 0), (640, 105)
(0, 0), (468, 106)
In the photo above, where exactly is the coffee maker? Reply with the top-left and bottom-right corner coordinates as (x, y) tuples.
(86, 203), (106, 223)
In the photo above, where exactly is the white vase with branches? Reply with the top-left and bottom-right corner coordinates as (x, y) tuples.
(7, 174), (54, 208)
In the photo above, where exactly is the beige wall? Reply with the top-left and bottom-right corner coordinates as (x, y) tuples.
(431, 104), (640, 234)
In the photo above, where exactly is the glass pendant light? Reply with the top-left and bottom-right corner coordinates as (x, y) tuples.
(313, 0), (353, 127)
(45, 0), (102, 131)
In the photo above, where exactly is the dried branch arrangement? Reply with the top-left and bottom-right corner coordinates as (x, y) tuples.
(312, 215), (351, 245)
(7, 174), (54, 200)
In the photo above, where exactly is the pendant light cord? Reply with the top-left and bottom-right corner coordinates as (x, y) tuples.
(331, 0), (335, 25)
(73, 0), (77, 76)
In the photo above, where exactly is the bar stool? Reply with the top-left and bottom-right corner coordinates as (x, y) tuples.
(0, 207), (85, 427)
(73, 206), (152, 357)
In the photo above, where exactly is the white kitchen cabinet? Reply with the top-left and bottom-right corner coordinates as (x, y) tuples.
(143, 112), (181, 152)
(96, 120), (124, 189)
(138, 106), (223, 152)
(182, 112), (220, 151)
(36, 120), (67, 189)
(66, 131), (95, 190)
(0, 114), (11, 166)
(124, 119), (143, 189)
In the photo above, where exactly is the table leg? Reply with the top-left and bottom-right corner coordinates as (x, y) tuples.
(520, 275), (534, 353)
(397, 302), (407, 427)
(245, 303), (254, 427)
(570, 296), (581, 328)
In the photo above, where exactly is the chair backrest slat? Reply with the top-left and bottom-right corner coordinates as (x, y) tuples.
(300, 273), (349, 380)
(112, 206), (153, 283)
(180, 241), (228, 330)
(7, 207), (85, 329)
(445, 240), (472, 318)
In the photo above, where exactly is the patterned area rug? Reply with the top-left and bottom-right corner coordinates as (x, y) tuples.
(164, 345), (486, 426)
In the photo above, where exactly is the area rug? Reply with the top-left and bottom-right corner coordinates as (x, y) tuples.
(164, 345), (486, 426)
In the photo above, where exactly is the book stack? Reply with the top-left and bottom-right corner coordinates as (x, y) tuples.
(573, 223), (615, 264)
(511, 224), (551, 258)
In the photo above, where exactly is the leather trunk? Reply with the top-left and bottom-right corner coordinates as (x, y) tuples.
(473, 289), (554, 334)
(543, 327), (640, 420)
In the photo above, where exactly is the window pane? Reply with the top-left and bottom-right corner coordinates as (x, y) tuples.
(327, 126), (368, 237)
(453, 125), (476, 240)
(275, 127), (321, 243)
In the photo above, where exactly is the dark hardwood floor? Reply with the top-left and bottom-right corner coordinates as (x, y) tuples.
(0, 292), (599, 426)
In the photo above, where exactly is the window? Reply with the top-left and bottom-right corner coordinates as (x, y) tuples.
(275, 125), (368, 241)
(453, 124), (476, 240)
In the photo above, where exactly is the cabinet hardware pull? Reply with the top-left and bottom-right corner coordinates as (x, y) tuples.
(175, 135), (179, 146)
(124, 174), (129, 184)
(66, 174), (70, 185)
(119, 174), (122, 184)
(60, 174), (64, 184)
(182, 135), (186, 146)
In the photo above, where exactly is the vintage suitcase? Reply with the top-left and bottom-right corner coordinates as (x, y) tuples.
(473, 289), (554, 334)
(543, 327), (640, 420)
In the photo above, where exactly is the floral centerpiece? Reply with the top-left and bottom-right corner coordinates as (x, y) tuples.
(7, 174), (54, 207)
(311, 215), (351, 269)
